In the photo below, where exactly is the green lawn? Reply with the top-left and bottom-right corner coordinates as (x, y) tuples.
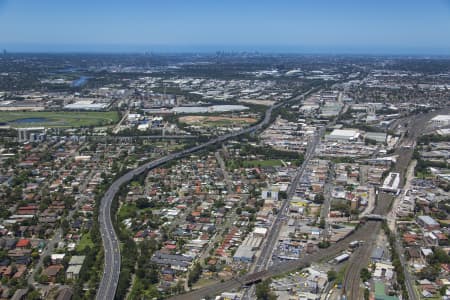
(0, 111), (119, 128)
(76, 232), (94, 252)
(242, 159), (284, 167)
(118, 204), (138, 221)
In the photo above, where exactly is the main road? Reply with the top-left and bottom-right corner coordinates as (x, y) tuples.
(242, 127), (322, 300)
(96, 89), (316, 299)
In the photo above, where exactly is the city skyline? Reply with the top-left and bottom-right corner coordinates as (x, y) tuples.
(1, 0), (450, 54)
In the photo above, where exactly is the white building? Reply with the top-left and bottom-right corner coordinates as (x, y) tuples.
(326, 129), (360, 141)
(382, 172), (400, 192)
(261, 187), (279, 200)
(430, 115), (450, 128)
(17, 127), (46, 142)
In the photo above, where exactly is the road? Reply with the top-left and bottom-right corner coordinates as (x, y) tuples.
(169, 108), (446, 300)
(255, 129), (322, 271)
(215, 150), (233, 194)
(242, 128), (322, 299)
(96, 89), (317, 299)
(113, 110), (129, 134)
(320, 162), (334, 240)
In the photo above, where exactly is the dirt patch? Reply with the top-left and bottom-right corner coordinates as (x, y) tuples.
(239, 99), (275, 106)
(179, 115), (257, 125)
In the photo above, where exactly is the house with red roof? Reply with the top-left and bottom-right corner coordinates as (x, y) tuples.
(15, 239), (30, 249)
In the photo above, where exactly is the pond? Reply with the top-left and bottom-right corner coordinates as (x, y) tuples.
(11, 118), (48, 124)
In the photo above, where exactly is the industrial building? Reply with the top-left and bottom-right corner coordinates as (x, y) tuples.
(430, 115), (450, 128)
(232, 245), (255, 263)
(365, 132), (387, 143)
(326, 129), (360, 141)
(64, 100), (109, 111)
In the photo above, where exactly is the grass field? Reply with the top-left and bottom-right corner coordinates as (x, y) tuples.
(242, 159), (284, 167)
(118, 204), (138, 221)
(0, 111), (120, 128)
(76, 232), (94, 252)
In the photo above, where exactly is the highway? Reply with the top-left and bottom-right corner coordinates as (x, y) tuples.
(96, 89), (315, 299)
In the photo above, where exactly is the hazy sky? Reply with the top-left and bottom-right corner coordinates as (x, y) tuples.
(1, 0), (450, 54)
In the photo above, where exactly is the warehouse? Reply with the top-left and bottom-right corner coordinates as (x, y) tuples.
(430, 115), (450, 128)
(365, 132), (387, 143)
(326, 129), (360, 141)
(233, 245), (255, 263)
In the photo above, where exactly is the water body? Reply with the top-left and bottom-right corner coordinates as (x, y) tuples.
(71, 76), (89, 87)
(172, 105), (249, 114)
(11, 118), (48, 124)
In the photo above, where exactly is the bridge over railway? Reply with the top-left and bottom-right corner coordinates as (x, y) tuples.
(362, 214), (387, 221)
(168, 220), (381, 300)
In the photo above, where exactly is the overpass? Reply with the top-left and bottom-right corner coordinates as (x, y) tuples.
(362, 214), (387, 221)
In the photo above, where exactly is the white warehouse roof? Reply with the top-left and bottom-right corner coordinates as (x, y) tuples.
(432, 115), (450, 121)
(327, 129), (360, 141)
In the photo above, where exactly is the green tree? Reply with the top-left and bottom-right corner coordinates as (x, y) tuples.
(360, 268), (371, 282)
(314, 193), (325, 204)
(327, 269), (337, 282)
(255, 279), (276, 300)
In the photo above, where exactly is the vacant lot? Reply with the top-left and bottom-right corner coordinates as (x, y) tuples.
(0, 111), (119, 128)
(179, 115), (257, 127)
(238, 99), (275, 106)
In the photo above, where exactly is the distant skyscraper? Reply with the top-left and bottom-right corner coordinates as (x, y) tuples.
(2, 49), (6, 55)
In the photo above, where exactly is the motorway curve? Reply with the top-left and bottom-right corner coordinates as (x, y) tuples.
(96, 90), (315, 299)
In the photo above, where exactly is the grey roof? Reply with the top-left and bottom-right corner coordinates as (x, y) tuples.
(233, 245), (255, 260)
(417, 215), (439, 226)
(151, 251), (193, 267)
(69, 255), (86, 265)
(66, 264), (82, 275)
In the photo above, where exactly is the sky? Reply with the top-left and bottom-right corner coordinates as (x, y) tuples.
(0, 0), (450, 54)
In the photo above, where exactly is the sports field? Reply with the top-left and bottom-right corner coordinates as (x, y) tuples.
(0, 111), (120, 128)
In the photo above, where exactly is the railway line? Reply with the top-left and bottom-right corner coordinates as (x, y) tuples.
(341, 109), (446, 300)
(171, 109), (447, 300)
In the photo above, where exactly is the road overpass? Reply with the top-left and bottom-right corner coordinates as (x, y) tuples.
(362, 214), (387, 221)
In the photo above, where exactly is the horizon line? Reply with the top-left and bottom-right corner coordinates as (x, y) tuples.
(2, 50), (450, 58)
